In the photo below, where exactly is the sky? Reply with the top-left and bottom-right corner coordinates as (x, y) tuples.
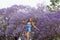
(0, 0), (50, 9)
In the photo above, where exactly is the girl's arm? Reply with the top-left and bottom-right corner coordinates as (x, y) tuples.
(31, 22), (40, 31)
(20, 19), (28, 24)
(19, 20), (26, 24)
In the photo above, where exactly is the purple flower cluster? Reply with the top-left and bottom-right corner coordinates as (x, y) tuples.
(0, 4), (60, 40)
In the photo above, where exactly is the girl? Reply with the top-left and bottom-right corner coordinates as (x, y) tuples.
(22, 18), (40, 40)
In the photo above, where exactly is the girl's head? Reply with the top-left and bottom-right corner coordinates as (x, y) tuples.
(27, 18), (32, 22)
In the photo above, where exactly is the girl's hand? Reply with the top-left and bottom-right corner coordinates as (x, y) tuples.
(37, 29), (40, 31)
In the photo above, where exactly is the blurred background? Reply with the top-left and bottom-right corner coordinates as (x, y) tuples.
(0, 0), (60, 40)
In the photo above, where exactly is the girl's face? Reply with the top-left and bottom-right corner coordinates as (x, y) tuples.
(29, 18), (32, 22)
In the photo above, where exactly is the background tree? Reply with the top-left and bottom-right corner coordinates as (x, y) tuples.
(47, 0), (60, 12)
